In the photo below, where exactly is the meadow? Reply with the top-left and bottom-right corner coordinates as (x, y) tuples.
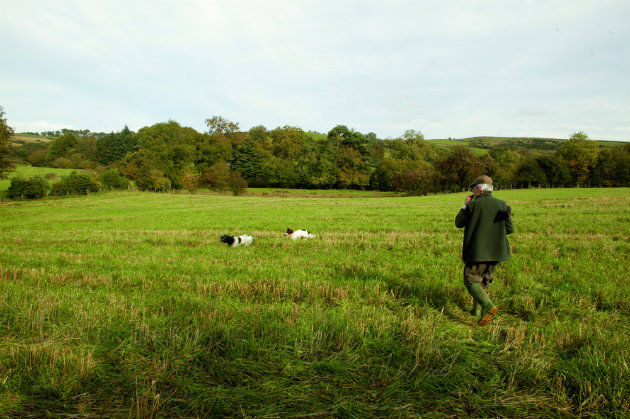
(0, 165), (82, 197)
(0, 188), (629, 418)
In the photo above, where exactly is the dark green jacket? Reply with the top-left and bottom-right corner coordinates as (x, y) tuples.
(455, 192), (514, 263)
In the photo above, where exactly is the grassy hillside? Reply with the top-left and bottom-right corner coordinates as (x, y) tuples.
(1, 188), (628, 417)
(0, 165), (84, 195)
(428, 136), (628, 155)
(8, 133), (55, 145)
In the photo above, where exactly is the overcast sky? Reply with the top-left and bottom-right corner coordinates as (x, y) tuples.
(1, 0), (629, 141)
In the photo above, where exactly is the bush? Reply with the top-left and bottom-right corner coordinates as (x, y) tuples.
(6, 176), (49, 199)
(51, 172), (100, 196)
(199, 162), (248, 195)
(135, 168), (171, 192)
(100, 168), (129, 190)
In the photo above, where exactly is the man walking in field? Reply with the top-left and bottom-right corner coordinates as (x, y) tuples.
(456, 175), (513, 326)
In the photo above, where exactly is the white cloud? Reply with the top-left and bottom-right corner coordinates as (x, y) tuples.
(1, 0), (628, 140)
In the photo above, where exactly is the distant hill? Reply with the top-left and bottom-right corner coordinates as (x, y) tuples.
(427, 136), (627, 155)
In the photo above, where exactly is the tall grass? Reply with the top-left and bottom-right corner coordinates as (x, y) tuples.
(0, 188), (628, 417)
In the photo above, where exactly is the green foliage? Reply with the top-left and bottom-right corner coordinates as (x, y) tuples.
(6, 176), (48, 199)
(593, 144), (630, 187)
(556, 131), (600, 185)
(100, 168), (129, 190)
(515, 156), (547, 187)
(51, 172), (100, 196)
(135, 121), (199, 187)
(396, 161), (438, 195)
(199, 161), (247, 195)
(43, 132), (98, 169)
(134, 167), (171, 192)
(0, 105), (16, 179)
(11, 116), (626, 193)
(96, 126), (136, 165)
(437, 145), (484, 191)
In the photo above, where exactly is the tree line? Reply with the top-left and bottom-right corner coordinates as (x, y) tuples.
(3, 111), (630, 198)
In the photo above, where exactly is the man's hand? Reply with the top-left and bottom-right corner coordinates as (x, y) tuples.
(464, 195), (474, 205)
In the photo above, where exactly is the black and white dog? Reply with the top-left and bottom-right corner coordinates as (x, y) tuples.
(221, 234), (254, 247)
(284, 228), (316, 240)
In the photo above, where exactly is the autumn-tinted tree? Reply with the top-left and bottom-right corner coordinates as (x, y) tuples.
(0, 106), (15, 179)
(205, 116), (239, 137)
(437, 145), (484, 192)
(396, 161), (437, 195)
(199, 161), (247, 195)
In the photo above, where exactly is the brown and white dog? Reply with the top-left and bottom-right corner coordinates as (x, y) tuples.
(284, 228), (316, 240)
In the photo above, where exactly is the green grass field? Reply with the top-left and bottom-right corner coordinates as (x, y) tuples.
(1, 188), (629, 418)
(0, 165), (83, 196)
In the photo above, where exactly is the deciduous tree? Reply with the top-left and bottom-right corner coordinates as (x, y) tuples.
(556, 131), (599, 185)
(0, 106), (15, 179)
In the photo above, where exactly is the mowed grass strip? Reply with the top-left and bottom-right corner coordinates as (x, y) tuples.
(0, 188), (629, 418)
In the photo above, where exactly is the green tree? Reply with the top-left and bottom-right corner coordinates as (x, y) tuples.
(593, 144), (630, 187)
(193, 133), (233, 172)
(231, 138), (264, 184)
(100, 168), (129, 190)
(0, 106), (15, 179)
(488, 147), (524, 187)
(135, 121), (199, 188)
(515, 156), (547, 187)
(556, 131), (599, 186)
(328, 125), (370, 189)
(536, 155), (571, 187)
(97, 126), (136, 165)
(47, 133), (78, 162)
(134, 167), (171, 192)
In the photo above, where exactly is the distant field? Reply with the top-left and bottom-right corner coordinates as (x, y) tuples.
(428, 136), (628, 154)
(1, 188), (628, 417)
(0, 165), (82, 195)
(9, 134), (55, 144)
(427, 139), (488, 155)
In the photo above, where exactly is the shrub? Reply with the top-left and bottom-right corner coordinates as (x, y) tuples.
(180, 170), (200, 193)
(135, 168), (171, 192)
(199, 162), (248, 195)
(51, 172), (100, 196)
(6, 176), (49, 199)
(100, 168), (129, 190)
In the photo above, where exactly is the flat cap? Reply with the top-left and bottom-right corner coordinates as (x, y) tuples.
(470, 175), (493, 189)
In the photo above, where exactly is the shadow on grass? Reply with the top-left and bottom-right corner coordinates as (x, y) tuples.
(381, 277), (472, 325)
